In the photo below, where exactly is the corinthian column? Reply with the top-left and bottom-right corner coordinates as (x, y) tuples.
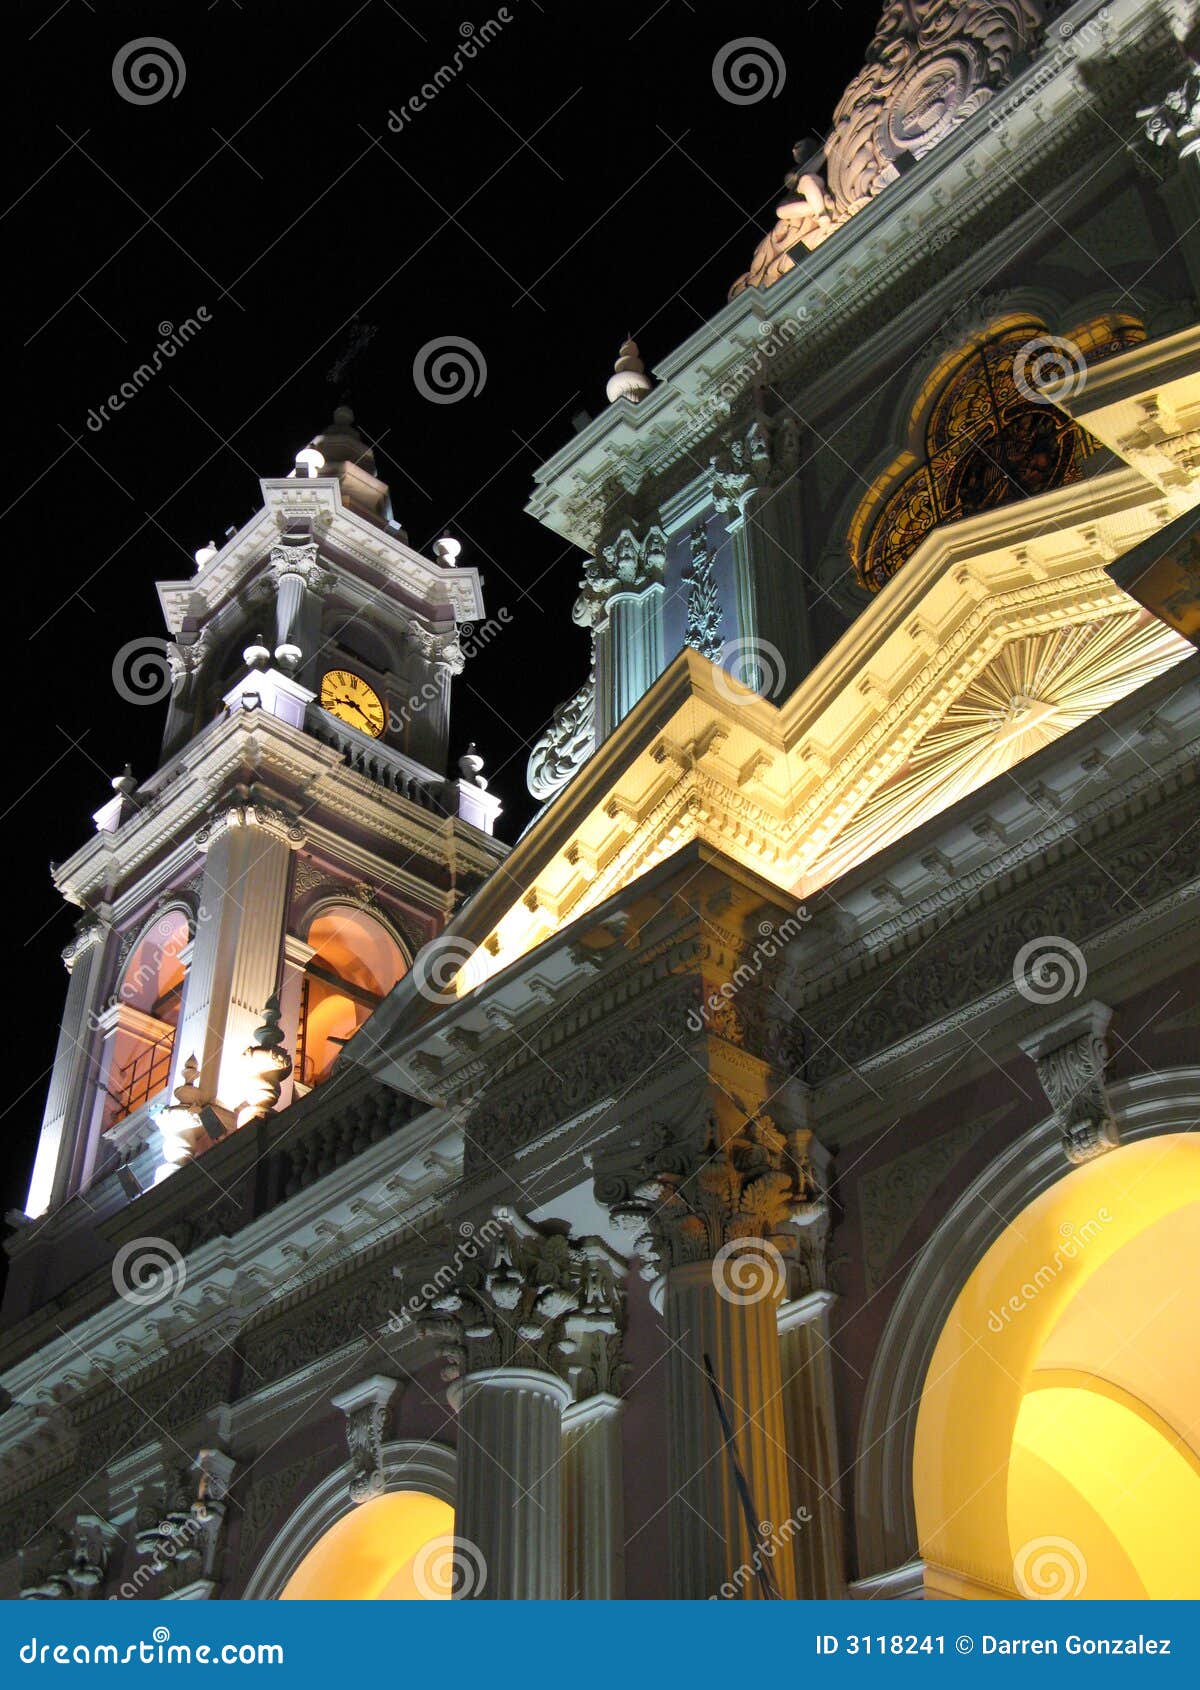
(596, 1114), (823, 1599)
(417, 1212), (626, 1601)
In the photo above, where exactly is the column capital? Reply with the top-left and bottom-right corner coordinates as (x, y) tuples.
(592, 1112), (826, 1285)
(416, 1209), (627, 1398)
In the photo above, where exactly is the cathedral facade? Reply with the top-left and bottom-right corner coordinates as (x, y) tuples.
(3, 0), (1200, 1601)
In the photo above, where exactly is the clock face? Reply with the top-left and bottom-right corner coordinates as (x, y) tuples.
(319, 669), (386, 739)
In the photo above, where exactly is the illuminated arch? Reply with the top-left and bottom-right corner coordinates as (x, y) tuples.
(848, 312), (1146, 593)
(296, 903), (408, 1086)
(910, 1128), (1200, 1599)
(243, 1442), (456, 1600)
(103, 906), (191, 1127)
(854, 1070), (1200, 1586)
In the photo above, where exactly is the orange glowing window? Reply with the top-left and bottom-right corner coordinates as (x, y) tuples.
(297, 905), (406, 1086)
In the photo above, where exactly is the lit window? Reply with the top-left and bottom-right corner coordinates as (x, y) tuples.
(103, 910), (188, 1127)
(297, 906), (406, 1085)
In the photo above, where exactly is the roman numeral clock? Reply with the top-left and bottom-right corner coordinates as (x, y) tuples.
(319, 668), (387, 739)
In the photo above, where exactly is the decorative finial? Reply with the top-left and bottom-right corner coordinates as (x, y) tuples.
(606, 336), (652, 405)
(294, 446), (325, 478)
(111, 765), (137, 798)
(194, 540), (218, 568)
(458, 743), (487, 788)
(237, 995), (293, 1130)
(433, 536), (462, 567)
(243, 633), (271, 669)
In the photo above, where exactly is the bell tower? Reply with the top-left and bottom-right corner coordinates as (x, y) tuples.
(20, 408), (504, 1228)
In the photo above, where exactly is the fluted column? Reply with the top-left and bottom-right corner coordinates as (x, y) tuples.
(415, 1211), (626, 1603)
(778, 1290), (844, 1597)
(562, 1392), (624, 1598)
(595, 1112), (823, 1599)
(609, 586), (665, 725)
(454, 1367), (571, 1599)
(28, 924), (111, 1214)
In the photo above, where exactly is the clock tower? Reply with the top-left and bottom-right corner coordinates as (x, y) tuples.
(20, 407), (504, 1230)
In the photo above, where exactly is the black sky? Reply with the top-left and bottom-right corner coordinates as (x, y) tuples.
(4, 0), (881, 1216)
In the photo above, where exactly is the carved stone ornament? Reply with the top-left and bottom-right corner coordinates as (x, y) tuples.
(267, 537), (330, 592)
(195, 795), (306, 851)
(683, 522), (723, 660)
(592, 1113), (826, 1282)
(572, 524), (667, 630)
(1139, 63), (1200, 161)
(1020, 1000), (1120, 1165)
(710, 421), (772, 515)
(132, 1450), (236, 1590)
(20, 1515), (121, 1600)
(235, 995), (293, 1130)
(730, 0), (1046, 295)
(527, 676), (597, 801)
(413, 1210), (626, 1395)
(406, 622), (466, 674)
(330, 1375), (401, 1505)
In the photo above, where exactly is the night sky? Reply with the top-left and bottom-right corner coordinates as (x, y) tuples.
(4, 0), (881, 1220)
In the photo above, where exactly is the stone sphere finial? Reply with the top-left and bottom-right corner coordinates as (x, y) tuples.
(243, 633), (271, 669)
(606, 337), (652, 405)
(433, 536), (462, 567)
(458, 743), (487, 788)
(112, 765), (137, 797)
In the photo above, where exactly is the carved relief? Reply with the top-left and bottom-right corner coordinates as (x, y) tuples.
(527, 678), (597, 801)
(330, 1376), (400, 1504)
(1021, 1002), (1120, 1164)
(683, 523), (723, 661)
(573, 525), (667, 630)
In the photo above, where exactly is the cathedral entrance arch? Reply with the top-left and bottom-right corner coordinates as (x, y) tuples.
(913, 1133), (1200, 1599)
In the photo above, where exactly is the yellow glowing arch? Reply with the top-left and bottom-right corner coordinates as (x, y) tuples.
(914, 1134), (1200, 1599)
(280, 1490), (455, 1600)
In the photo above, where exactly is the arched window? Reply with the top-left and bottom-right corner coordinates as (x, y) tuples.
(103, 909), (189, 1127)
(297, 905), (406, 1086)
(849, 313), (1146, 593)
(279, 1490), (454, 1600)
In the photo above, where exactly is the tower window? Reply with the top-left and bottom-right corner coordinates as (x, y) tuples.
(297, 906), (406, 1086)
(102, 910), (189, 1127)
